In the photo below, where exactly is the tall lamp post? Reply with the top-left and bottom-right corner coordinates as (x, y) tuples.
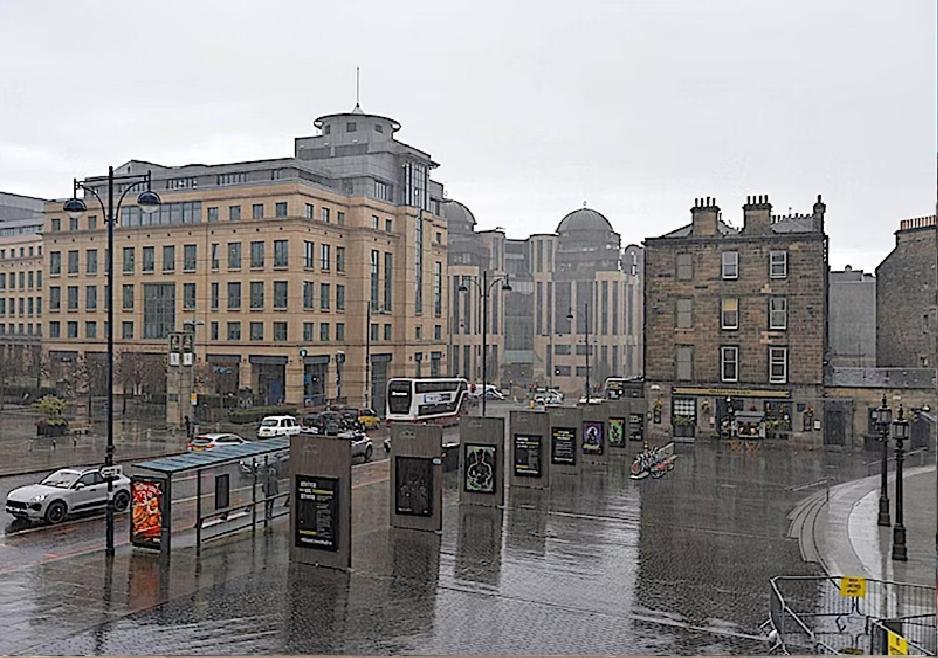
(874, 393), (893, 527)
(64, 168), (161, 556)
(892, 405), (910, 561)
(458, 271), (511, 416)
(566, 304), (591, 402)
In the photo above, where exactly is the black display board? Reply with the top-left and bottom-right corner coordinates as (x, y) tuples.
(463, 444), (496, 494)
(608, 417), (626, 447)
(294, 475), (339, 551)
(513, 434), (543, 477)
(582, 420), (605, 455)
(395, 456), (434, 517)
(214, 473), (229, 511)
(628, 413), (644, 442)
(550, 427), (577, 465)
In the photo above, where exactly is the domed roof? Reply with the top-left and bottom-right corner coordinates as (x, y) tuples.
(442, 200), (477, 231)
(557, 208), (613, 233)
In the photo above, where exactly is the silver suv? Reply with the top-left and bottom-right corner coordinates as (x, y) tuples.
(5, 467), (131, 524)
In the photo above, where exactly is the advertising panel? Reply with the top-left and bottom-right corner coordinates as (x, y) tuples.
(130, 478), (164, 549)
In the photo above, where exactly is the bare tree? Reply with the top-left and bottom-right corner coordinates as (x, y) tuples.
(115, 349), (147, 415)
(0, 345), (22, 410)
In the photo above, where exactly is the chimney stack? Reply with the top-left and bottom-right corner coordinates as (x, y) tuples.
(691, 197), (720, 236)
(742, 194), (772, 235)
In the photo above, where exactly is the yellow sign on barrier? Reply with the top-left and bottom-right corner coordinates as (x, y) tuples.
(887, 630), (909, 655)
(838, 576), (867, 598)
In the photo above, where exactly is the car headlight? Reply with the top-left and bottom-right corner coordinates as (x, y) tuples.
(31, 494), (46, 502)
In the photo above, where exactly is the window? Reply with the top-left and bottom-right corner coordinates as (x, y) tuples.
(320, 323), (330, 341)
(769, 251), (788, 279)
(69, 217), (78, 231)
(227, 322), (241, 341)
(375, 180), (391, 201)
(210, 322), (218, 340)
(433, 261), (442, 317)
(721, 298), (739, 330)
(227, 282), (241, 310)
(87, 216), (97, 230)
(370, 250), (379, 308)
(121, 322), (133, 340)
(51, 218), (61, 232)
(49, 321), (60, 338)
(769, 346), (788, 383)
(303, 281), (315, 310)
(67, 286), (78, 311)
(274, 240), (288, 267)
(67, 250), (78, 274)
(67, 321), (77, 338)
(211, 243), (220, 269)
(321, 207), (330, 224)
(217, 172), (247, 186)
(337, 211), (345, 225)
(323, 124), (331, 135)
(207, 207), (219, 223)
(85, 321), (97, 339)
(384, 324), (392, 341)
(336, 247), (345, 272)
(276, 202), (288, 218)
(86, 285), (97, 311)
(250, 322), (263, 341)
(184, 283), (196, 310)
(415, 325), (422, 340)
(385, 218), (392, 232)
(676, 298), (693, 328)
(184, 244), (197, 271)
(303, 322), (314, 341)
(162, 245), (175, 272)
(721, 346), (738, 383)
(676, 345), (693, 381)
(434, 324), (441, 340)
(228, 205), (241, 222)
(304, 241), (314, 269)
(320, 283), (330, 310)
(371, 215), (380, 230)
(250, 281), (264, 309)
(305, 203), (314, 219)
(320, 244), (330, 270)
(384, 252), (393, 311)
(370, 324), (379, 341)
(555, 344), (571, 355)
(142, 283), (175, 339)
(336, 284), (345, 310)
(721, 251), (738, 279)
(769, 297), (787, 330)
(346, 121), (357, 132)
(274, 321), (287, 341)
(250, 241), (264, 268)
(142, 246), (155, 273)
(274, 281), (288, 310)
(336, 323), (345, 341)
(50, 251), (61, 275)
(122, 284), (134, 311)
(227, 242), (241, 269)
(211, 282), (219, 310)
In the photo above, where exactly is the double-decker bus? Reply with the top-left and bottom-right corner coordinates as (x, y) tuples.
(386, 378), (469, 426)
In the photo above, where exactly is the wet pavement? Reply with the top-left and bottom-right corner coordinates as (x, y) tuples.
(0, 441), (889, 655)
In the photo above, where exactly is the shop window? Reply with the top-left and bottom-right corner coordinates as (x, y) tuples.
(672, 397), (696, 438)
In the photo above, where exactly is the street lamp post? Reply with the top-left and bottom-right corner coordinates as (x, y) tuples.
(892, 405), (910, 561)
(64, 168), (161, 556)
(458, 271), (511, 416)
(874, 393), (893, 527)
(566, 303), (591, 401)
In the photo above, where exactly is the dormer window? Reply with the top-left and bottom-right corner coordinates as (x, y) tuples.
(323, 124), (331, 135)
(375, 123), (384, 133)
(346, 122), (357, 133)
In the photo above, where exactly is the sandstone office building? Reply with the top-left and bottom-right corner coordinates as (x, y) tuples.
(42, 106), (450, 413)
(643, 195), (828, 445)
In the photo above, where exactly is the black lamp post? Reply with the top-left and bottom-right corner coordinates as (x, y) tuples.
(64, 167), (161, 556)
(458, 271), (511, 416)
(891, 405), (910, 561)
(874, 393), (893, 527)
(566, 303), (591, 402)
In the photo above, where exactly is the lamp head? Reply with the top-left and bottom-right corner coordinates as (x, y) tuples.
(136, 190), (161, 214)
(63, 197), (87, 220)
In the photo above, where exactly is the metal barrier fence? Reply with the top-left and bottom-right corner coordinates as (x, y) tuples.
(866, 447), (932, 477)
(768, 575), (936, 655)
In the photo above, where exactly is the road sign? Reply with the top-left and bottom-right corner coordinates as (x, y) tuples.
(190, 392), (198, 406)
(100, 466), (122, 479)
(839, 576), (867, 598)
(887, 630), (909, 655)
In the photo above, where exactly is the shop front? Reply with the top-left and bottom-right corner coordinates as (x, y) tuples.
(671, 386), (793, 440)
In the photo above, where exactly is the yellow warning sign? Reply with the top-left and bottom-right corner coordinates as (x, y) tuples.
(839, 576), (867, 598)
(887, 630), (909, 655)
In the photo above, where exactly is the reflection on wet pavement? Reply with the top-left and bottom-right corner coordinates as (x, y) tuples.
(3, 443), (875, 655)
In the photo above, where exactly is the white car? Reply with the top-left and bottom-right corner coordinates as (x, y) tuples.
(578, 396), (604, 405)
(257, 415), (301, 439)
(187, 432), (246, 452)
(5, 467), (131, 524)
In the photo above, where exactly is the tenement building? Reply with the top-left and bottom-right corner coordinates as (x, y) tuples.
(875, 214), (937, 368)
(643, 195), (828, 444)
(828, 266), (876, 367)
(43, 105), (450, 413)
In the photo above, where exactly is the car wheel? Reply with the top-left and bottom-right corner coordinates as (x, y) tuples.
(364, 445), (373, 462)
(112, 490), (131, 512)
(45, 500), (68, 524)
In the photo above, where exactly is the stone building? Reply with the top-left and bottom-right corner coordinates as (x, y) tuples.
(43, 104), (450, 415)
(643, 195), (828, 445)
(876, 215), (937, 368)
(828, 266), (876, 367)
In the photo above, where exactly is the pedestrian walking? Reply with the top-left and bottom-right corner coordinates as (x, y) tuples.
(263, 465), (279, 520)
(184, 415), (193, 440)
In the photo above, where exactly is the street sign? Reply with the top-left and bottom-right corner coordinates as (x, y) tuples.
(838, 576), (867, 598)
(887, 630), (909, 655)
(190, 392), (198, 406)
(100, 466), (122, 479)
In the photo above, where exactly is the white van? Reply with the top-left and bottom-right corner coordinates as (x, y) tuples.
(257, 415), (301, 439)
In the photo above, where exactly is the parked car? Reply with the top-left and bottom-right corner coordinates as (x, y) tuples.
(340, 430), (374, 462)
(545, 392), (563, 407)
(5, 467), (131, 524)
(484, 389), (505, 401)
(257, 415), (301, 439)
(187, 432), (246, 452)
(357, 408), (381, 430)
(578, 396), (604, 405)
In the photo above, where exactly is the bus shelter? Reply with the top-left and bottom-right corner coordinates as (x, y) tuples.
(130, 437), (290, 560)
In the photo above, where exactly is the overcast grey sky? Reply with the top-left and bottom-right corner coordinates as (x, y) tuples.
(0, 0), (934, 270)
